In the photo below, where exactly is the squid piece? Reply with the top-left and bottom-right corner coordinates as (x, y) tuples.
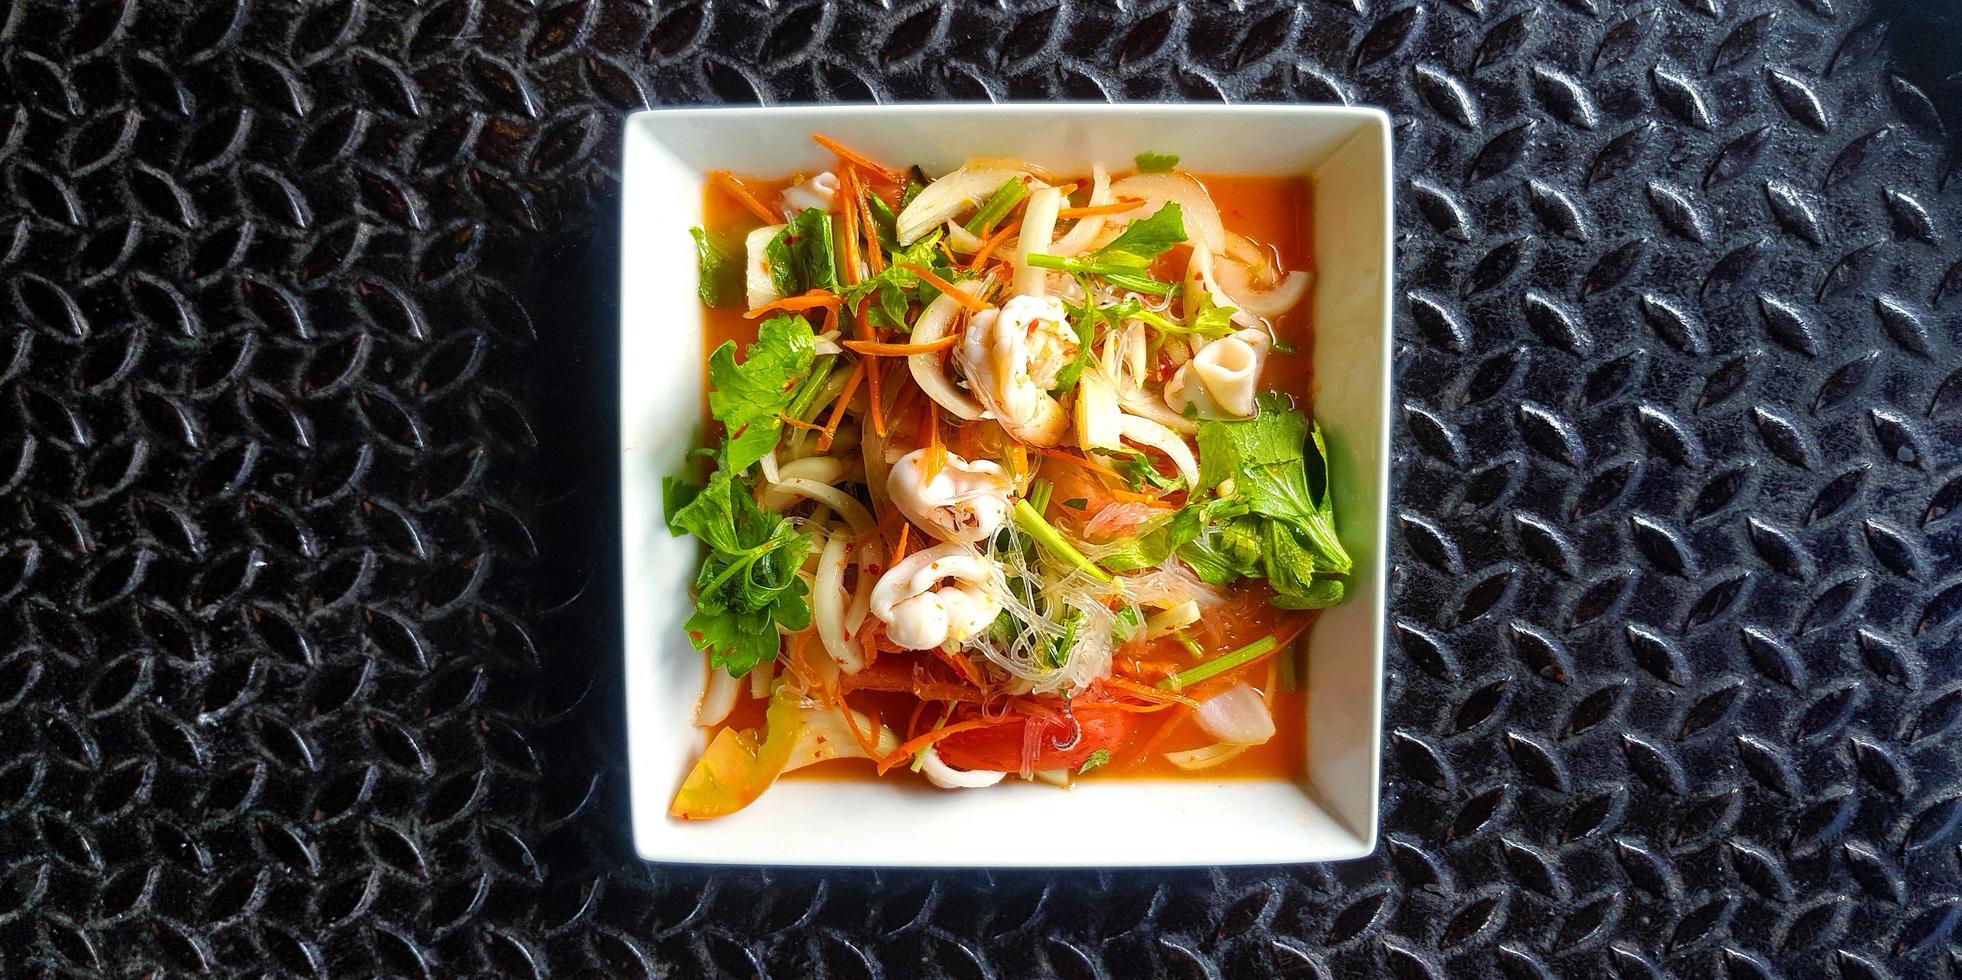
(958, 295), (1078, 446)
(887, 449), (1014, 544)
(869, 544), (1002, 651)
(780, 171), (839, 217)
(1163, 327), (1272, 420)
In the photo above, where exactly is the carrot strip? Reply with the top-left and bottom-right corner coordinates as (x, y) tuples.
(876, 719), (995, 774)
(1030, 445), (1123, 480)
(861, 324), (886, 438)
(937, 237), (960, 268)
(1134, 705), (1192, 759)
(968, 219), (1020, 271)
(836, 693), (886, 759)
(924, 403), (945, 482)
(778, 413), (828, 432)
(781, 629), (817, 693)
(837, 170), (863, 288)
(931, 646), (985, 687)
(842, 335), (960, 356)
(816, 359), (865, 452)
(710, 171), (779, 225)
(1057, 198), (1146, 219)
(744, 289), (841, 319)
(899, 263), (986, 313)
(1007, 444), (1029, 481)
(813, 134), (903, 185)
(892, 522), (910, 563)
(1102, 675), (1199, 708)
(854, 173), (885, 275)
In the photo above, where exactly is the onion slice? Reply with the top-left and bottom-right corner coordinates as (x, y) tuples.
(1050, 164), (1118, 257)
(907, 281), (991, 420)
(783, 704), (900, 772)
(920, 745), (1008, 789)
(896, 166), (1032, 245)
(1164, 743), (1250, 770)
(813, 532), (863, 673)
(1117, 414), (1200, 488)
(1195, 684), (1276, 745)
(1013, 186), (1061, 298)
(695, 665), (739, 726)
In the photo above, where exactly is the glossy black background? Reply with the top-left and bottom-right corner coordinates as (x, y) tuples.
(2, 0), (1961, 975)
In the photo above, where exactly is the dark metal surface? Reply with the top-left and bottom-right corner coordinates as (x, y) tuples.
(3, 0), (1960, 975)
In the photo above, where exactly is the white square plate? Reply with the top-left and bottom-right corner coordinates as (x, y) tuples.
(620, 104), (1392, 866)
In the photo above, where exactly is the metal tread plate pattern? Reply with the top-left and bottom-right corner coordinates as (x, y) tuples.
(2, 0), (1960, 975)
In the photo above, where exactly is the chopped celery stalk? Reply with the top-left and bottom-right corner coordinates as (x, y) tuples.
(784, 354), (839, 423)
(1158, 635), (1279, 690)
(964, 178), (1028, 235)
(1012, 498), (1112, 583)
(1026, 477), (1054, 517)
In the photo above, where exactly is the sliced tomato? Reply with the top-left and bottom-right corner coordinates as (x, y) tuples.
(933, 707), (1135, 772)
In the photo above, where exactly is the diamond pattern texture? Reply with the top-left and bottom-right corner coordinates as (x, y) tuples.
(2, 0), (1961, 975)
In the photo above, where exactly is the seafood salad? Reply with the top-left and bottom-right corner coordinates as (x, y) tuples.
(666, 136), (1351, 819)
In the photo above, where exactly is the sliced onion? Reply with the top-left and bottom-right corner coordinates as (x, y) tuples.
(943, 220), (985, 255)
(771, 477), (873, 537)
(1217, 263), (1312, 319)
(1118, 387), (1196, 435)
(813, 532), (863, 673)
(1195, 684), (1276, 745)
(897, 166), (1032, 245)
(745, 224), (786, 309)
(1117, 414), (1199, 488)
(1144, 599), (1201, 639)
(965, 156), (1058, 182)
(783, 704), (900, 772)
(760, 457), (849, 512)
(1013, 185), (1061, 298)
(696, 665), (739, 726)
(1073, 371), (1124, 452)
(748, 660), (773, 699)
(1164, 743), (1250, 770)
(921, 745), (1008, 789)
(908, 282), (990, 420)
(1032, 769), (1071, 787)
(1110, 173), (1225, 253)
(1050, 164), (1117, 257)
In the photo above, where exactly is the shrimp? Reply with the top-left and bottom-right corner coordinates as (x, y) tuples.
(887, 448), (1014, 544)
(958, 294), (1077, 446)
(870, 544), (1002, 651)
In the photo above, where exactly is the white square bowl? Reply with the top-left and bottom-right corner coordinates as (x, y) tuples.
(620, 104), (1392, 867)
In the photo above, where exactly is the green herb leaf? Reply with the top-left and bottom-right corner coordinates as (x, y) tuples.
(1096, 202), (1186, 261)
(764, 208), (839, 297)
(1111, 607), (1145, 643)
(1077, 748), (1112, 774)
(1183, 397), (1352, 606)
(1134, 151), (1179, 173)
(668, 463), (815, 675)
(690, 227), (742, 308)
(706, 313), (817, 472)
(866, 192), (900, 252)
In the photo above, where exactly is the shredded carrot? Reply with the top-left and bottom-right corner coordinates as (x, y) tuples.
(780, 629), (817, 692)
(924, 403), (945, 482)
(1030, 445), (1123, 480)
(876, 719), (994, 774)
(932, 646), (985, 687)
(744, 289), (841, 319)
(816, 359), (865, 451)
(1108, 486), (1179, 507)
(861, 325), (886, 438)
(1089, 700), (1178, 713)
(899, 263), (985, 313)
(837, 170), (863, 287)
(813, 134), (903, 185)
(937, 237), (960, 267)
(710, 171), (779, 226)
(892, 522), (911, 564)
(836, 692), (886, 760)
(1134, 705), (1192, 759)
(841, 335), (960, 357)
(968, 219), (1020, 270)
(853, 173), (885, 276)
(777, 413), (827, 433)
(1102, 676), (1200, 708)
(859, 625), (880, 673)
(1057, 198), (1146, 220)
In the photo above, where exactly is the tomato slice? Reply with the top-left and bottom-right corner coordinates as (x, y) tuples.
(933, 707), (1134, 772)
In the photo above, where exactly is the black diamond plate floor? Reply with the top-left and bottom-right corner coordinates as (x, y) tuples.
(3, 0), (1961, 976)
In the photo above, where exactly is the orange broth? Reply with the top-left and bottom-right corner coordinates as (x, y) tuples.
(697, 171), (1316, 782)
